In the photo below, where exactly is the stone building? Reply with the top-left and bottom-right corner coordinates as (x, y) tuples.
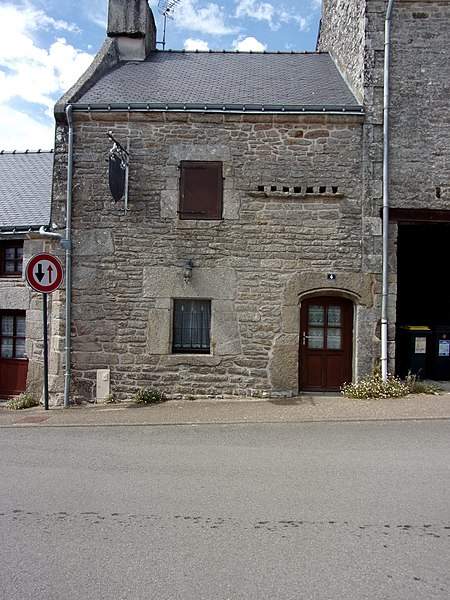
(48, 0), (449, 403)
(0, 150), (53, 398)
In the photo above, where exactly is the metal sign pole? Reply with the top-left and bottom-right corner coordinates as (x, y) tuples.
(26, 253), (64, 410)
(42, 293), (49, 411)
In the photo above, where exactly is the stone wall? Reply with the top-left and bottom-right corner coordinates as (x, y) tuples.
(51, 110), (380, 401)
(389, 1), (450, 209)
(318, 0), (366, 103)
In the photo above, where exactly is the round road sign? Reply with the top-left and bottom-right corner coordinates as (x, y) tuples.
(25, 253), (64, 293)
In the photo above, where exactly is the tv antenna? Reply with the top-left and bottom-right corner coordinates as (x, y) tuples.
(157, 0), (184, 50)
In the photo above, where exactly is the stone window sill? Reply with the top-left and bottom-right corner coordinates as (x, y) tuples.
(163, 354), (222, 366)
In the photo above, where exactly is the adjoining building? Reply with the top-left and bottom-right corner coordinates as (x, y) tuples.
(0, 150), (53, 398)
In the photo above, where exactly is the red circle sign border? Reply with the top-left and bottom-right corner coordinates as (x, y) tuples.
(25, 253), (64, 293)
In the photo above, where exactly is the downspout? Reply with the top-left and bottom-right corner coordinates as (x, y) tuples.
(63, 104), (74, 408)
(38, 227), (65, 242)
(381, 0), (395, 382)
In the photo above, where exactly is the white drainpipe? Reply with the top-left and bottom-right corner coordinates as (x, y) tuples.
(63, 104), (74, 408)
(381, 0), (395, 382)
(38, 105), (73, 407)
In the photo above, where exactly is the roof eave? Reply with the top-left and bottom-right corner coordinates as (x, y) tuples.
(0, 223), (50, 234)
(71, 102), (364, 115)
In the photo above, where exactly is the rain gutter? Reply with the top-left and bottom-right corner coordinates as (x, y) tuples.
(71, 103), (364, 116)
(0, 226), (45, 234)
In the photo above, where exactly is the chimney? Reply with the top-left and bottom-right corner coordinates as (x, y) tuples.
(107, 0), (157, 61)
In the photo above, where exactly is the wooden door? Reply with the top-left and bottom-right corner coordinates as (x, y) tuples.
(0, 311), (28, 398)
(0, 358), (29, 398)
(299, 297), (353, 392)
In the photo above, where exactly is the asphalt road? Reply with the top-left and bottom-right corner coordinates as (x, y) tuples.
(1, 420), (449, 599)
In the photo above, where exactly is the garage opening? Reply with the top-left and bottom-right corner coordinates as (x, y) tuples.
(395, 222), (450, 380)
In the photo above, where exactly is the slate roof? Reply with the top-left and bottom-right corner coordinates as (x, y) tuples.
(75, 51), (362, 112)
(0, 151), (53, 231)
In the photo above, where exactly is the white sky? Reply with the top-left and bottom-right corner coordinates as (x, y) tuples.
(0, 0), (322, 151)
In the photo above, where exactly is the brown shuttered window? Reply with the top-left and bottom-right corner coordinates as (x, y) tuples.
(179, 161), (223, 220)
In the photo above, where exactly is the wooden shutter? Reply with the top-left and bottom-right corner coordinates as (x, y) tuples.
(179, 162), (223, 220)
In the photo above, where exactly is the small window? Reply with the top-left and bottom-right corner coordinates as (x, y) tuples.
(0, 241), (24, 277)
(179, 161), (223, 220)
(0, 311), (26, 358)
(172, 299), (211, 353)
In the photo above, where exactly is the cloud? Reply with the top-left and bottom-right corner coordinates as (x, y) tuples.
(184, 38), (210, 51)
(0, 3), (94, 149)
(232, 36), (267, 52)
(81, 2), (108, 30)
(235, 0), (275, 26)
(174, 0), (237, 36)
(0, 2), (80, 37)
(279, 9), (308, 31)
(48, 37), (94, 93)
(0, 104), (54, 151)
(234, 0), (313, 32)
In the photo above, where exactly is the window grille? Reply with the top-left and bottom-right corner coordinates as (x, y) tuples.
(173, 299), (211, 353)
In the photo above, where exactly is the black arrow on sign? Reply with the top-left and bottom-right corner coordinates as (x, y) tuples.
(35, 263), (45, 282)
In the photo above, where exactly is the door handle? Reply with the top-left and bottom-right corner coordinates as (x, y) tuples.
(302, 331), (313, 345)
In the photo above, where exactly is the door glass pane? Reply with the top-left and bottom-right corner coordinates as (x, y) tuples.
(309, 305), (325, 325)
(308, 327), (324, 349)
(327, 328), (341, 349)
(327, 306), (342, 326)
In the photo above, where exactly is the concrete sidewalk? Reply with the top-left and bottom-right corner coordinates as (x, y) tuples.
(1, 390), (450, 428)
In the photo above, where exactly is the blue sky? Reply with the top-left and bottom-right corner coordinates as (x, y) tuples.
(0, 0), (322, 151)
